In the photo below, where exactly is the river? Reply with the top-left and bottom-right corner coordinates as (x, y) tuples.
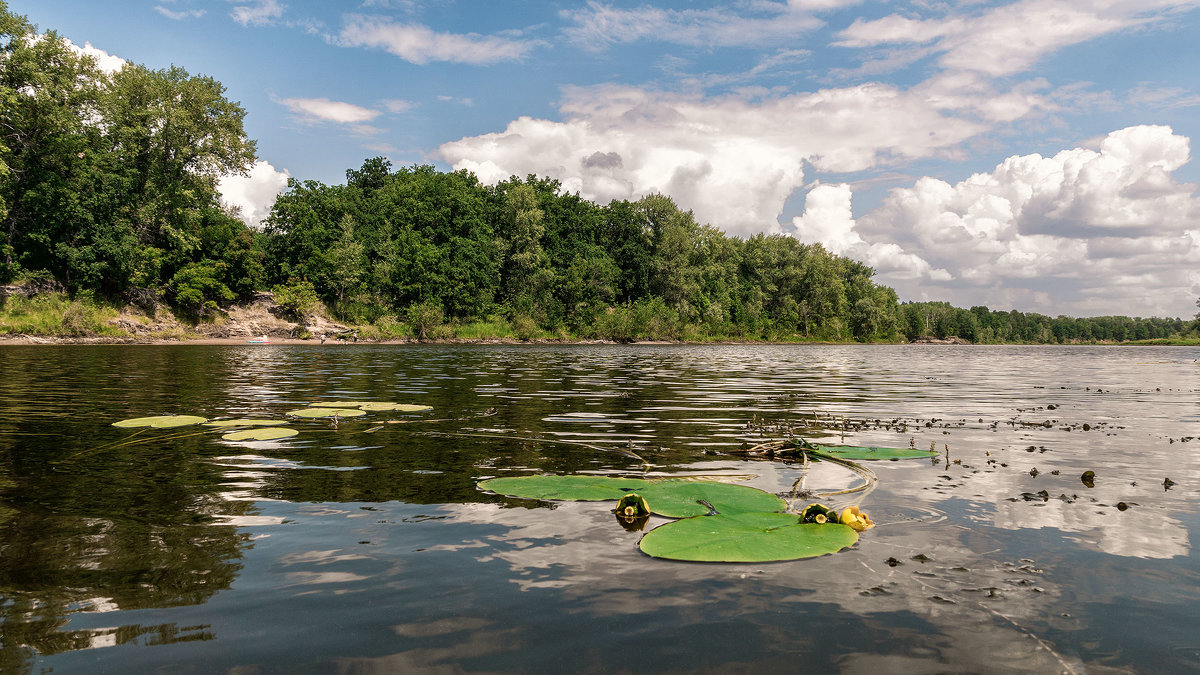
(0, 344), (1197, 672)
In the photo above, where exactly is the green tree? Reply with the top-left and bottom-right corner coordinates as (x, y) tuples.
(324, 214), (366, 311)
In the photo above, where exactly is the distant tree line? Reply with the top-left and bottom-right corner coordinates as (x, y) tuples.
(2, 3), (1197, 343)
(898, 302), (1195, 344)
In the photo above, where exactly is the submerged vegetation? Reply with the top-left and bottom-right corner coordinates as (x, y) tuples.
(2, 3), (1198, 344)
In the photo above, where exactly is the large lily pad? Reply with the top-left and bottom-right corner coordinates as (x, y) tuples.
(479, 475), (647, 501)
(639, 480), (786, 518)
(287, 408), (367, 418)
(478, 475), (785, 518)
(639, 512), (859, 562)
(805, 443), (938, 460)
(113, 415), (207, 428)
(203, 419), (289, 428)
(222, 427), (299, 441)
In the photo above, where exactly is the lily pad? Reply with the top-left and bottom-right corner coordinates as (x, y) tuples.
(287, 408), (367, 418)
(307, 401), (373, 408)
(113, 415), (207, 428)
(805, 443), (938, 460)
(479, 475), (647, 502)
(222, 427), (299, 441)
(360, 402), (432, 412)
(639, 512), (859, 562)
(477, 475), (785, 518)
(203, 419), (289, 428)
(638, 480), (786, 518)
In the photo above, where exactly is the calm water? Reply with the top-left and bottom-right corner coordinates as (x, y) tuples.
(0, 344), (1198, 673)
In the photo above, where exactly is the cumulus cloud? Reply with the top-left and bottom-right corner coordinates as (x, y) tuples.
(280, 97), (381, 124)
(803, 126), (1200, 317)
(561, 1), (823, 50)
(792, 183), (953, 281)
(230, 0), (283, 27)
(440, 84), (984, 236)
(62, 38), (126, 75)
(338, 15), (531, 65)
(836, 0), (1200, 77)
(217, 161), (291, 228)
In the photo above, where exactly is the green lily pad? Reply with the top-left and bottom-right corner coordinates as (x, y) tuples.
(477, 475), (785, 518)
(287, 408), (367, 418)
(307, 401), (373, 408)
(222, 427), (299, 441)
(360, 402), (432, 412)
(639, 512), (859, 562)
(638, 480), (786, 518)
(203, 419), (289, 428)
(113, 415), (207, 428)
(805, 443), (938, 460)
(479, 475), (647, 501)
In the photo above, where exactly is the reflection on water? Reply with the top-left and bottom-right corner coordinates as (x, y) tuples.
(0, 344), (1198, 672)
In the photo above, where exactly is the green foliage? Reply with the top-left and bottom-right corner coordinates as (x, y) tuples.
(169, 260), (234, 312)
(0, 4), (256, 304)
(0, 292), (123, 336)
(271, 279), (319, 319)
(406, 299), (444, 340)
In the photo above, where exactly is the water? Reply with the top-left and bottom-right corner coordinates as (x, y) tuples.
(0, 344), (1197, 673)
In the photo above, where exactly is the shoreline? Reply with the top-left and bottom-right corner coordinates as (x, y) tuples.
(1, 335), (1195, 347)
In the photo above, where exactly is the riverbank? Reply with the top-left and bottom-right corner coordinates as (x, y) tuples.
(2, 291), (1197, 346)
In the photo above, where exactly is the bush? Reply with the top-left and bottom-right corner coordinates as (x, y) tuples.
(272, 279), (319, 319)
(406, 300), (444, 340)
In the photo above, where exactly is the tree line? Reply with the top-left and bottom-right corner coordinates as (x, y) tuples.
(2, 3), (1196, 343)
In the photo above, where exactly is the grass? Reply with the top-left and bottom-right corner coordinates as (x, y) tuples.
(0, 293), (127, 337)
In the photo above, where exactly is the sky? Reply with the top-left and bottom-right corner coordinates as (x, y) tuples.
(11, 0), (1200, 319)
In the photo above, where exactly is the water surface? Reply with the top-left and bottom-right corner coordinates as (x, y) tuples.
(1, 344), (1197, 672)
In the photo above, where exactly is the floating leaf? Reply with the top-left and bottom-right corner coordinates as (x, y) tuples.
(479, 475), (647, 502)
(203, 419), (289, 428)
(805, 443), (938, 460)
(478, 475), (784, 518)
(638, 480), (786, 518)
(287, 408), (367, 418)
(222, 427), (299, 441)
(113, 415), (207, 428)
(307, 401), (373, 408)
(638, 512), (858, 562)
(360, 402), (432, 412)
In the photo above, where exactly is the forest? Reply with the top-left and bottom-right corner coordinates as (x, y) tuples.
(2, 3), (1197, 344)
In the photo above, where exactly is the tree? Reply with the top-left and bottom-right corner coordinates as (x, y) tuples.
(323, 214), (366, 311)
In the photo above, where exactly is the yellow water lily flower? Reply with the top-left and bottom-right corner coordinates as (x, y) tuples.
(615, 493), (650, 518)
(839, 505), (875, 532)
(800, 503), (838, 524)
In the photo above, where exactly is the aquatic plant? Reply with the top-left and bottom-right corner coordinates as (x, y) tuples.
(478, 441), (887, 563)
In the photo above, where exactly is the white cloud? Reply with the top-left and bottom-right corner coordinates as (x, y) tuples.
(217, 160), (291, 228)
(817, 125), (1200, 316)
(155, 6), (205, 20)
(440, 84), (985, 237)
(382, 99), (415, 114)
(62, 38), (126, 75)
(836, 0), (1200, 77)
(561, 1), (823, 50)
(792, 183), (952, 281)
(338, 15), (531, 65)
(280, 97), (380, 124)
(230, 0), (283, 27)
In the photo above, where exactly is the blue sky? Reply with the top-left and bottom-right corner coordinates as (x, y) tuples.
(12, 0), (1200, 318)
